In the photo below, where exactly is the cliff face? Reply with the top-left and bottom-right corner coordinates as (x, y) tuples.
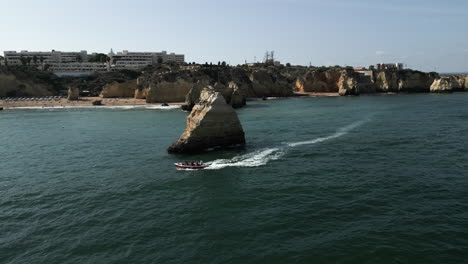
(375, 70), (439, 93)
(398, 71), (439, 93)
(0, 67), (57, 97)
(295, 69), (372, 95)
(376, 71), (399, 92)
(100, 80), (137, 98)
(430, 76), (467, 93)
(137, 67), (294, 108)
(249, 70), (292, 97)
(294, 71), (341, 93)
(145, 80), (194, 103)
(67, 87), (80, 100)
(465, 77), (468, 91)
(338, 70), (359, 96)
(167, 87), (245, 153)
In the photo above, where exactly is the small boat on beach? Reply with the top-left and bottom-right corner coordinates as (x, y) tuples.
(175, 161), (209, 170)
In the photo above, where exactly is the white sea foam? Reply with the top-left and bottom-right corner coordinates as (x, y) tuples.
(9, 105), (181, 110)
(206, 147), (285, 170)
(205, 118), (370, 170)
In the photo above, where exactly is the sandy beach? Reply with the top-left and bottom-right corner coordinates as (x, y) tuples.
(1, 94), (338, 109)
(0, 97), (185, 109)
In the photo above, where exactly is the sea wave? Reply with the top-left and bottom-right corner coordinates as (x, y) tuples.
(206, 118), (370, 170)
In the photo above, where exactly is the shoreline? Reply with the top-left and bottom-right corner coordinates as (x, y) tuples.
(2, 92), (464, 110)
(0, 97), (185, 109)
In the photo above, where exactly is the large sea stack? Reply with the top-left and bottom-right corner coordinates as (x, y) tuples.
(167, 86), (245, 153)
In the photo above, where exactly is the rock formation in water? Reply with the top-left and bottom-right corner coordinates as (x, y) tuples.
(100, 80), (137, 98)
(167, 86), (246, 153)
(67, 87), (80, 100)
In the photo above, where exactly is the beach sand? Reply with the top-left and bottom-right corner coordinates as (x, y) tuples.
(1, 94), (338, 109)
(0, 97), (185, 109)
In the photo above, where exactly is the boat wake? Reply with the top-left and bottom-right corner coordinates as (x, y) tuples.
(206, 118), (370, 170)
(206, 147), (285, 170)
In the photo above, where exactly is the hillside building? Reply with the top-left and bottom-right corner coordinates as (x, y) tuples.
(3, 49), (185, 76)
(377, 63), (404, 71)
(3, 50), (88, 66)
(109, 50), (185, 70)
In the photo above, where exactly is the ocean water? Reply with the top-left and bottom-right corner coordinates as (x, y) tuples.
(1, 94), (467, 263)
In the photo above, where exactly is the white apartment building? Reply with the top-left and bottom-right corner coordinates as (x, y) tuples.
(48, 62), (109, 75)
(109, 50), (185, 69)
(3, 49), (185, 75)
(3, 50), (88, 66)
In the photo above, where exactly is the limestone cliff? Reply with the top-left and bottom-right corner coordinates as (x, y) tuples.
(465, 76), (468, 91)
(137, 67), (294, 108)
(0, 72), (54, 97)
(100, 80), (137, 98)
(376, 71), (399, 92)
(294, 71), (341, 93)
(167, 87), (245, 153)
(228, 82), (247, 108)
(134, 88), (148, 99)
(398, 71), (439, 92)
(430, 77), (462, 93)
(145, 79), (194, 103)
(67, 87), (80, 100)
(338, 70), (359, 96)
(249, 70), (292, 97)
(183, 80), (246, 110)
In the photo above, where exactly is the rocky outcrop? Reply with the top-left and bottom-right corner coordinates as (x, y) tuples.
(92, 100), (103, 106)
(249, 70), (292, 97)
(375, 70), (439, 93)
(465, 77), (468, 91)
(183, 79), (246, 110)
(137, 67), (294, 108)
(294, 70), (341, 93)
(447, 75), (467, 91)
(167, 86), (245, 153)
(134, 87), (148, 99)
(67, 87), (79, 100)
(430, 78), (453, 93)
(338, 70), (359, 96)
(429, 76), (467, 93)
(397, 71), (439, 93)
(100, 80), (137, 98)
(376, 71), (399, 92)
(228, 82), (247, 108)
(0, 72), (54, 97)
(145, 79), (194, 103)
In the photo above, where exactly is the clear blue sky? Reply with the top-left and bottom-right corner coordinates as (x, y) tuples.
(1, 0), (467, 72)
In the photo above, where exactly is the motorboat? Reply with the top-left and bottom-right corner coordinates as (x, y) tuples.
(175, 161), (209, 170)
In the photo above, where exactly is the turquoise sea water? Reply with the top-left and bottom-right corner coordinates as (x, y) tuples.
(1, 94), (467, 263)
